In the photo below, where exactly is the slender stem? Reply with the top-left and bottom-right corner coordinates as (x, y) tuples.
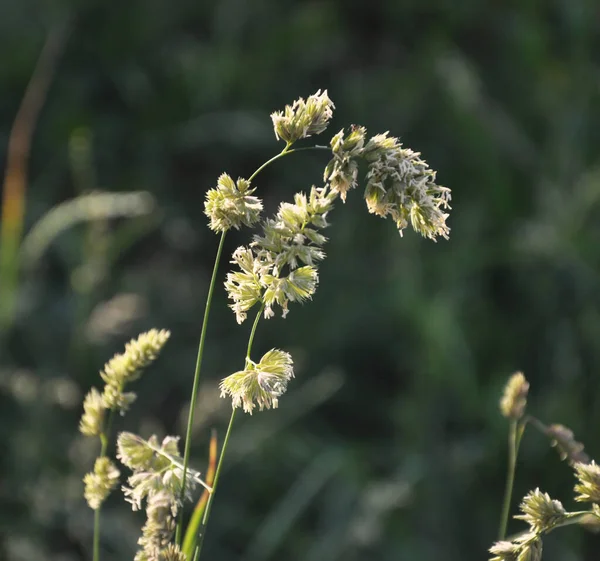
(499, 420), (524, 540)
(247, 144), (329, 182)
(553, 511), (598, 529)
(176, 230), (227, 543)
(92, 408), (116, 561)
(200, 408), (237, 528)
(99, 410), (115, 457)
(93, 508), (101, 561)
(245, 303), (264, 359)
(195, 305), (264, 559)
(525, 414), (548, 436)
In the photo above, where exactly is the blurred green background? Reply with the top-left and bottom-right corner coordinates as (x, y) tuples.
(1, 1), (600, 560)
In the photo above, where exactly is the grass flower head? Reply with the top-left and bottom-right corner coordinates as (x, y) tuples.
(226, 186), (335, 322)
(80, 387), (106, 436)
(117, 432), (206, 511)
(500, 371), (529, 420)
(83, 456), (120, 510)
(363, 137), (451, 240)
(574, 461), (600, 503)
(100, 329), (171, 414)
(545, 424), (589, 465)
(515, 488), (566, 533)
(323, 126), (366, 202)
(271, 90), (334, 144)
(204, 173), (263, 233)
(489, 534), (542, 561)
(220, 349), (294, 414)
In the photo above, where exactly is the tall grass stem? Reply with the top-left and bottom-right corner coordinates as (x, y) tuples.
(499, 420), (525, 540)
(195, 304), (264, 559)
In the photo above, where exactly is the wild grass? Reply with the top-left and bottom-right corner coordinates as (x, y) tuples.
(77, 90), (451, 561)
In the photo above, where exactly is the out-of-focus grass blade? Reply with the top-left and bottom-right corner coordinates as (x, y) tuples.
(243, 449), (343, 561)
(183, 429), (218, 560)
(0, 22), (68, 331)
(19, 191), (156, 270)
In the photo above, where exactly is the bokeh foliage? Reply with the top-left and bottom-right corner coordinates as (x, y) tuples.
(1, 0), (600, 560)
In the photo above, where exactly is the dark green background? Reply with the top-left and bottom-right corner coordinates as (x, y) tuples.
(1, 1), (600, 560)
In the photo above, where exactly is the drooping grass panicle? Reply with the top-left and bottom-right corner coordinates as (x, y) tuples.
(500, 371), (529, 421)
(323, 126), (451, 240)
(362, 135), (451, 240)
(219, 348), (294, 414)
(545, 423), (589, 465)
(270, 89), (334, 144)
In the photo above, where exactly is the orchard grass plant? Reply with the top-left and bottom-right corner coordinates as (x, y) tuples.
(79, 89), (455, 561)
(490, 372), (599, 561)
(77, 91), (600, 561)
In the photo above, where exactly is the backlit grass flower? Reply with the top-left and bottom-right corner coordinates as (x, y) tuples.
(79, 387), (105, 436)
(500, 371), (529, 420)
(361, 131), (402, 160)
(83, 456), (120, 510)
(220, 349), (294, 414)
(224, 247), (271, 324)
(515, 489), (566, 533)
(323, 126), (366, 201)
(118, 433), (206, 561)
(363, 137), (451, 240)
(101, 329), (171, 414)
(544, 423), (589, 465)
(204, 173), (263, 233)
(489, 540), (520, 561)
(323, 126), (451, 240)
(134, 490), (177, 561)
(225, 186), (336, 322)
(157, 544), (186, 561)
(574, 461), (600, 503)
(516, 538), (543, 561)
(261, 266), (319, 319)
(253, 186), (335, 275)
(117, 431), (163, 472)
(489, 534), (542, 561)
(271, 90), (334, 144)
(117, 432), (208, 511)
